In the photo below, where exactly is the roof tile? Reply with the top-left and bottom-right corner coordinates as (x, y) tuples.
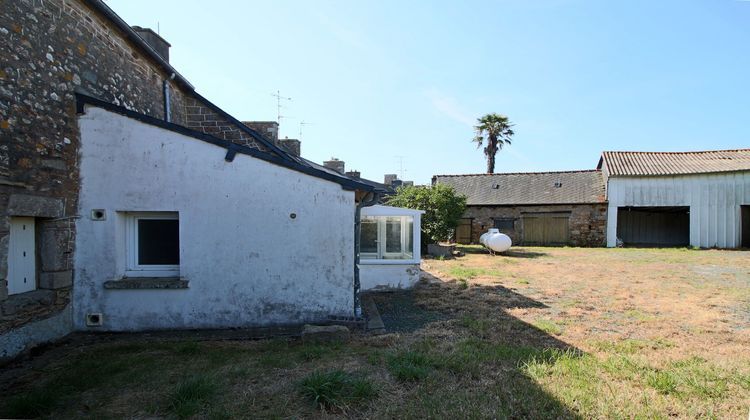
(601, 149), (750, 176)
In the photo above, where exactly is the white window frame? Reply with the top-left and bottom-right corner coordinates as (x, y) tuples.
(359, 205), (423, 265)
(125, 212), (180, 277)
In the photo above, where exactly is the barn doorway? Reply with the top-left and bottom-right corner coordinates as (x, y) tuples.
(455, 218), (473, 244)
(617, 206), (689, 247)
(742, 205), (750, 248)
(522, 212), (570, 245)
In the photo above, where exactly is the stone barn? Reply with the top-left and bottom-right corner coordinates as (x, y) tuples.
(433, 171), (607, 247)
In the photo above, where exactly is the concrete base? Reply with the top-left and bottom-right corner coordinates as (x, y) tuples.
(0, 304), (72, 360)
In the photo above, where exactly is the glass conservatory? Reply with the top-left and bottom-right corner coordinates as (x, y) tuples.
(359, 205), (423, 290)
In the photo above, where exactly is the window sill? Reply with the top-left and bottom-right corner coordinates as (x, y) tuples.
(103, 277), (189, 290)
(359, 259), (420, 266)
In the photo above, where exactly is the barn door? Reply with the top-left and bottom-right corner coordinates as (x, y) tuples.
(8, 217), (36, 295)
(522, 213), (569, 245)
(455, 218), (472, 244)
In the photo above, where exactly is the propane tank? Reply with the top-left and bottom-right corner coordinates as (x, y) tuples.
(486, 231), (512, 252)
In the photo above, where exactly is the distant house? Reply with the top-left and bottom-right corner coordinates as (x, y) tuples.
(599, 149), (750, 248)
(0, 0), (390, 359)
(433, 171), (607, 246)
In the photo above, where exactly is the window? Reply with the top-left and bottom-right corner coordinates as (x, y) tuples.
(126, 212), (179, 277)
(494, 218), (515, 231)
(360, 215), (414, 260)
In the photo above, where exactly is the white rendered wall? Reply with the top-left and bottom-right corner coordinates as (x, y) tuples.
(606, 172), (750, 248)
(359, 264), (421, 290)
(74, 107), (356, 331)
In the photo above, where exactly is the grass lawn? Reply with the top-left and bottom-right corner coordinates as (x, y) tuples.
(1, 246), (749, 418)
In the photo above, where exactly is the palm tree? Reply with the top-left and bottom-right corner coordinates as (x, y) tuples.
(472, 113), (515, 173)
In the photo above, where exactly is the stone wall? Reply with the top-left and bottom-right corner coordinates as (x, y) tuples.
(0, 0), (277, 351)
(463, 203), (608, 247)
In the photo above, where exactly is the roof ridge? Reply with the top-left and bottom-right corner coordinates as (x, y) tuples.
(603, 149), (750, 155)
(434, 169), (601, 178)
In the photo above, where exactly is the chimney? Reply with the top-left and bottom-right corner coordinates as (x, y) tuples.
(242, 121), (279, 143)
(345, 170), (361, 179)
(279, 137), (301, 157)
(132, 26), (171, 62)
(323, 157), (345, 174)
(384, 174), (398, 186)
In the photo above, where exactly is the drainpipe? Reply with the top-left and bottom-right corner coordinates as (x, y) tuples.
(354, 191), (380, 318)
(163, 73), (176, 122)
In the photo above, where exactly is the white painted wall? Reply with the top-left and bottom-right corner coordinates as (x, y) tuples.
(606, 172), (750, 248)
(359, 263), (421, 290)
(74, 107), (357, 331)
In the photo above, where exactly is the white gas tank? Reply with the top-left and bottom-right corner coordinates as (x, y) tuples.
(479, 228), (496, 247)
(482, 228), (512, 253)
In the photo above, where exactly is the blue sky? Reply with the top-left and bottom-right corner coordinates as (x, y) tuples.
(107, 0), (750, 185)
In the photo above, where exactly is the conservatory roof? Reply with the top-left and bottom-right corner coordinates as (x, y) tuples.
(361, 205), (425, 216)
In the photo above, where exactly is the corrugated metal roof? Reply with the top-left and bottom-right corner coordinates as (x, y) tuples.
(600, 149), (750, 176)
(433, 170), (606, 206)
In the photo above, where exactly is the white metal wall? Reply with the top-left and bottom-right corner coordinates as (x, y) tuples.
(606, 172), (750, 248)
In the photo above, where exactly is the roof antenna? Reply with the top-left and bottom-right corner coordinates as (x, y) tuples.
(299, 120), (314, 138)
(271, 90), (292, 123)
(395, 155), (407, 180)
(157, 22), (160, 35)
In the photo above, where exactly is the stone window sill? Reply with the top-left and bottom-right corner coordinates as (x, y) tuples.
(103, 277), (189, 290)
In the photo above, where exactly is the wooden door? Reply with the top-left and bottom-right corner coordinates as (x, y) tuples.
(522, 213), (569, 245)
(455, 218), (472, 244)
(8, 217), (36, 295)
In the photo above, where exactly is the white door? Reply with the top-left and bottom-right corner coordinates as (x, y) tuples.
(8, 217), (36, 295)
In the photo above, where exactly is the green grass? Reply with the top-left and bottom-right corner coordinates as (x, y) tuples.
(168, 375), (219, 418)
(299, 370), (377, 410)
(446, 266), (503, 281)
(386, 350), (436, 381)
(532, 319), (564, 335)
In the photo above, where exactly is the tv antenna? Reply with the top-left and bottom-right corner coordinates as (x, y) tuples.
(394, 155), (407, 180)
(299, 121), (314, 138)
(271, 90), (292, 123)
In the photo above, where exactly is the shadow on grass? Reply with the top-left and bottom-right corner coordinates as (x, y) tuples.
(368, 271), (584, 418)
(456, 245), (548, 259)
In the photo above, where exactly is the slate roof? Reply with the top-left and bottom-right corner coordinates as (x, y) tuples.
(433, 170), (606, 206)
(83, 0), (381, 193)
(599, 149), (750, 177)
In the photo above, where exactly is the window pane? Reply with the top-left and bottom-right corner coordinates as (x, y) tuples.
(360, 218), (378, 256)
(385, 217), (402, 253)
(404, 217), (414, 258)
(494, 218), (514, 230)
(138, 219), (179, 265)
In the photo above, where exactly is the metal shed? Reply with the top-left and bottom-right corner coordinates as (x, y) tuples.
(599, 150), (750, 248)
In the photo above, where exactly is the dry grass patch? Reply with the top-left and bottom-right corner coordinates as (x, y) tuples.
(1, 247), (749, 418)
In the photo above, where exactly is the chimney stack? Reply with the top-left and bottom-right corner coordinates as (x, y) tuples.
(279, 137), (301, 157)
(345, 170), (361, 179)
(323, 157), (345, 174)
(132, 26), (171, 62)
(384, 174), (398, 186)
(242, 121), (279, 143)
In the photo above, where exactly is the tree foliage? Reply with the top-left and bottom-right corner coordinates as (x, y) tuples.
(472, 113), (515, 174)
(385, 184), (467, 245)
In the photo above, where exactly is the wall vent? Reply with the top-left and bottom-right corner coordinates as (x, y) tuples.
(91, 209), (106, 221)
(86, 313), (104, 327)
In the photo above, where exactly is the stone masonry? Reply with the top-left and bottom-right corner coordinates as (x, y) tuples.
(464, 204), (608, 247)
(0, 0), (280, 348)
